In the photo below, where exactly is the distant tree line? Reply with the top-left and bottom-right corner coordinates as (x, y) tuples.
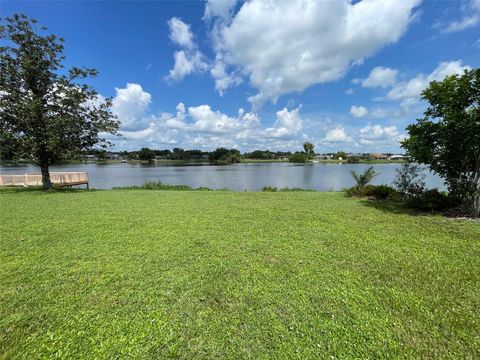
(243, 150), (292, 160)
(63, 148), (296, 163)
(1, 145), (400, 163)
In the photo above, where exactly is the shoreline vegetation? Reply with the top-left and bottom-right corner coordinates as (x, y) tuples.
(1, 189), (478, 358)
(0, 183), (466, 219)
(1, 174), (470, 219)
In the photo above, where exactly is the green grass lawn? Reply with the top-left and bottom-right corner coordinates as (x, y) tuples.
(0, 190), (479, 358)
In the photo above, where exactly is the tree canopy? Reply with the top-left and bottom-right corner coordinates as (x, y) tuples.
(138, 147), (155, 161)
(289, 152), (307, 163)
(0, 14), (119, 188)
(209, 148), (241, 164)
(303, 142), (315, 159)
(402, 69), (480, 217)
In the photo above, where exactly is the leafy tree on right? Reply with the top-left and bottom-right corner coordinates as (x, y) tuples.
(402, 69), (480, 217)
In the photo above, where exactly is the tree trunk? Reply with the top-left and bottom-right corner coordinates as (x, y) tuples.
(471, 166), (480, 218)
(41, 162), (52, 190)
(473, 194), (480, 218)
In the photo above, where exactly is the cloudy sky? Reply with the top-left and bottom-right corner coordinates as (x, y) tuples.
(3, 0), (480, 153)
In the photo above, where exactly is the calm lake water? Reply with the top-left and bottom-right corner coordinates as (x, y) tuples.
(0, 162), (445, 191)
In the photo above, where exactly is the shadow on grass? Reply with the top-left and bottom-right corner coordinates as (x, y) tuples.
(352, 196), (431, 217)
(0, 186), (94, 194)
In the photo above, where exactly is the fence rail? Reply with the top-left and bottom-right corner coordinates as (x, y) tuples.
(0, 172), (89, 188)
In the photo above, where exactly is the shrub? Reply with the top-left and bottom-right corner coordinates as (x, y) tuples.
(350, 167), (378, 188)
(405, 189), (456, 211)
(142, 181), (192, 190)
(113, 181), (213, 191)
(371, 184), (397, 200)
(347, 156), (360, 164)
(387, 191), (403, 203)
(393, 162), (426, 199)
(262, 186), (278, 192)
(345, 184), (398, 199)
(345, 184), (376, 197)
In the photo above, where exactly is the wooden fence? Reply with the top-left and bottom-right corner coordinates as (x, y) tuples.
(0, 172), (89, 188)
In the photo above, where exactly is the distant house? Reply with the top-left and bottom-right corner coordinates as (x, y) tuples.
(105, 152), (121, 160)
(389, 154), (410, 161)
(368, 153), (388, 160)
(81, 154), (97, 161)
(346, 153), (364, 159)
(315, 154), (332, 160)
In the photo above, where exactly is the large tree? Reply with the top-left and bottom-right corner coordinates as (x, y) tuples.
(0, 14), (119, 189)
(402, 69), (480, 217)
(138, 147), (155, 161)
(303, 141), (315, 159)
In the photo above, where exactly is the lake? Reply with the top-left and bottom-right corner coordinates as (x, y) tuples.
(0, 162), (445, 191)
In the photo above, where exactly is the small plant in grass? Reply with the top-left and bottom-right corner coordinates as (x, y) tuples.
(279, 187), (316, 192)
(113, 181), (213, 191)
(348, 167), (378, 196)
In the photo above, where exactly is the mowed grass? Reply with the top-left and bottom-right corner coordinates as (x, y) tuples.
(0, 190), (479, 359)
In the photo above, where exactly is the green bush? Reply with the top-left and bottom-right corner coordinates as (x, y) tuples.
(387, 191), (403, 203)
(113, 182), (213, 191)
(371, 185), (397, 200)
(262, 186), (278, 192)
(405, 189), (456, 211)
(345, 184), (398, 199)
(345, 184), (375, 197)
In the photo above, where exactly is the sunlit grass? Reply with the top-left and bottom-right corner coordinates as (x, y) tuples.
(0, 190), (479, 358)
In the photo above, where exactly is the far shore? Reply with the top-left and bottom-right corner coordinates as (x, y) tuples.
(0, 158), (407, 166)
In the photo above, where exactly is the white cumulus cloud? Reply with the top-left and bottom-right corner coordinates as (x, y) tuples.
(203, 0), (239, 21)
(387, 61), (470, 101)
(168, 17), (194, 48)
(112, 83), (152, 131)
(359, 124), (404, 146)
(442, 0), (480, 33)
(167, 50), (209, 81)
(210, 54), (243, 95)
(323, 126), (351, 143)
(166, 18), (209, 82)
(210, 0), (420, 105)
(350, 105), (369, 118)
(264, 106), (303, 138)
(361, 66), (398, 88)
(189, 104), (244, 133)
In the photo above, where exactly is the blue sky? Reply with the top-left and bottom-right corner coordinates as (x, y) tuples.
(2, 0), (480, 153)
